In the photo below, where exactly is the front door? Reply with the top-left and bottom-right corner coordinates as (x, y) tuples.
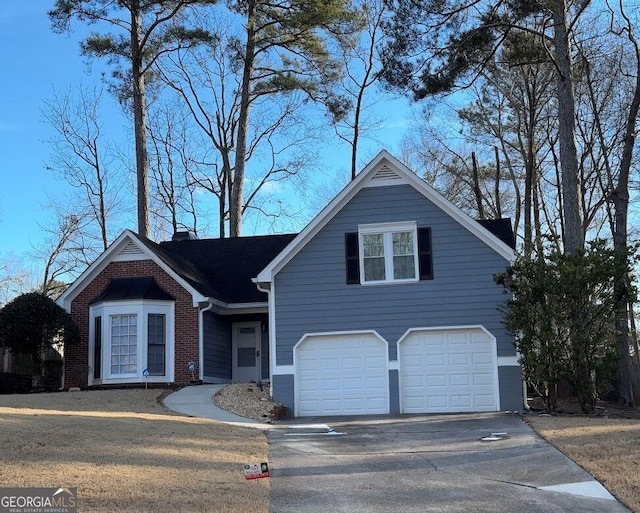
(232, 322), (261, 382)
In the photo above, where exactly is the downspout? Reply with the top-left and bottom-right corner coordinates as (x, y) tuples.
(198, 300), (215, 382)
(255, 280), (273, 396)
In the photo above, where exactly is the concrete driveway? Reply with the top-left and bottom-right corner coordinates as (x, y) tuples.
(267, 413), (629, 513)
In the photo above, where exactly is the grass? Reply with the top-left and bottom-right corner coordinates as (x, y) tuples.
(0, 389), (269, 513)
(527, 414), (640, 512)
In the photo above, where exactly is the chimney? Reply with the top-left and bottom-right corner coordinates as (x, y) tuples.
(172, 231), (197, 242)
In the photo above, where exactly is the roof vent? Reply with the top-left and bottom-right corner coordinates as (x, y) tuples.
(118, 241), (144, 257)
(172, 231), (198, 242)
(369, 164), (403, 185)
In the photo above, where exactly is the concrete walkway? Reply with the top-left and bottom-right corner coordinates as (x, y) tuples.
(163, 384), (270, 429)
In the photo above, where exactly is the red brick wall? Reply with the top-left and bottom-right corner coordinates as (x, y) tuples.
(66, 259), (200, 388)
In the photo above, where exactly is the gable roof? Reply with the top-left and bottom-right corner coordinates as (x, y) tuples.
(257, 150), (516, 283)
(58, 230), (296, 310)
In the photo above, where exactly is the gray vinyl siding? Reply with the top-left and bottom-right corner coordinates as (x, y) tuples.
(203, 311), (232, 380)
(498, 366), (524, 411)
(261, 330), (269, 381)
(272, 374), (294, 415)
(203, 312), (269, 382)
(274, 184), (514, 365)
(389, 370), (400, 414)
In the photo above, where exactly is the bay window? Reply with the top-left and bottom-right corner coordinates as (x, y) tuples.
(88, 301), (174, 384)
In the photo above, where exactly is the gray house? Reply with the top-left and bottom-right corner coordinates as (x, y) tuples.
(58, 150), (523, 416)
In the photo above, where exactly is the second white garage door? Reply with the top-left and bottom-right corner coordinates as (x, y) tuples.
(399, 327), (499, 413)
(295, 332), (389, 416)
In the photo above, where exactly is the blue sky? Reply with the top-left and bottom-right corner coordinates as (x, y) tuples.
(0, 2), (413, 280)
(0, 2), (105, 257)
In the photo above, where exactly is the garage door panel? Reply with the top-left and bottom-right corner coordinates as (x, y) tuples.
(296, 333), (388, 416)
(474, 373), (494, 386)
(428, 396), (447, 409)
(476, 394), (497, 407)
(428, 355), (446, 366)
(450, 374), (470, 386)
(451, 395), (472, 408)
(426, 375), (445, 387)
(472, 352), (492, 364)
(449, 354), (469, 366)
(404, 376), (425, 388)
(400, 328), (499, 414)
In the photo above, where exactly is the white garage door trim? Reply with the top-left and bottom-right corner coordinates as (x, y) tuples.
(397, 325), (500, 414)
(294, 330), (389, 417)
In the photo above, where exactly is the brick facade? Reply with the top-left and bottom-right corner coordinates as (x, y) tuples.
(66, 259), (200, 388)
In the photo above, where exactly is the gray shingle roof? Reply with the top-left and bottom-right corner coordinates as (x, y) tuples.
(137, 233), (297, 304)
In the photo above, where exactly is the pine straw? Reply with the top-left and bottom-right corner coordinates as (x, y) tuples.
(526, 415), (640, 512)
(0, 389), (269, 513)
(213, 383), (279, 423)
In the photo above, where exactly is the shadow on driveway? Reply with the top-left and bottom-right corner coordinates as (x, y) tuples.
(268, 413), (629, 513)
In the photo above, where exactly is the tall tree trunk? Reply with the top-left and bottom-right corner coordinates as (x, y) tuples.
(351, 90), (362, 181)
(95, 159), (108, 250)
(502, 144), (521, 235)
(471, 151), (485, 219)
(532, 171), (545, 258)
(131, 0), (150, 239)
(523, 126), (534, 259)
(230, 0), (257, 238)
(552, 0), (584, 255)
(493, 146), (502, 219)
(220, 150), (233, 239)
(612, 12), (640, 406)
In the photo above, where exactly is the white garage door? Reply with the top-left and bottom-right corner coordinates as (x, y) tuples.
(295, 332), (389, 416)
(399, 328), (499, 413)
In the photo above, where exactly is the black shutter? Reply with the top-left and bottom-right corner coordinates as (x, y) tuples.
(418, 227), (433, 280)
(345, 232), (360, 284)
(94, 316), (102, 379)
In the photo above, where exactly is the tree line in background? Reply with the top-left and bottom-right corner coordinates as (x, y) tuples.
(2, 0), (640, 408)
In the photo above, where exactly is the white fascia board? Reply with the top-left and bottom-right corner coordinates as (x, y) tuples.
(57, 230), (138, 311)
(206, 296), (268, 315)
(57, 229), (207, 311)
(256, 150), (515, 284)
(374, 151), (515, 262)
(257, 151), (397, 283)
(396, 164), (516, 263)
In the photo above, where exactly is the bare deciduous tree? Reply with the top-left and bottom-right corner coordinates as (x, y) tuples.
(148, 104), (203, 237)
(43, 85), (123, 251)
(155, 11), (323, 237)
(49, 0), (217, 239)
(33, 203), (95, 298)
(329, 0), (386, 180)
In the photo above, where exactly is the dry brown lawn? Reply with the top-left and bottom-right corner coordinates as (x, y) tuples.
(0, 389), (269, 513)
(527, 414), (640, 513)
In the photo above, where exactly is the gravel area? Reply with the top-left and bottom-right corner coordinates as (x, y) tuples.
(213, 383), (285, 423)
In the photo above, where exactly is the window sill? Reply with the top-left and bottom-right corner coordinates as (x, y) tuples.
(360, 278), (420, 286)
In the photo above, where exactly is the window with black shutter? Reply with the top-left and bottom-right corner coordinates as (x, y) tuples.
(418, 227), (433, 280)
(345, 232), (360, 284)
(345, 223), (434, 285)
(94, 316), (102, 379)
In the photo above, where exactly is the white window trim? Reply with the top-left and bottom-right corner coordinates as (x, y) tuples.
(358, 221), (419, 285)
(88, 300), (175, 385)
(108, 313), (138, 378)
